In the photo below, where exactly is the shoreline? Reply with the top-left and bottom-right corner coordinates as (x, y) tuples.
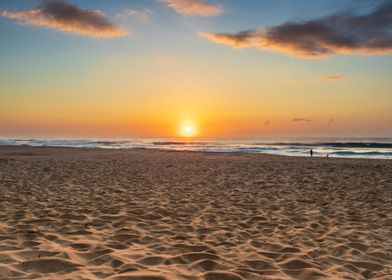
(0, 144), (390, 162)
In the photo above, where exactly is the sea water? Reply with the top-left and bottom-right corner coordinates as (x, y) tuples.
(1, 138), (392, 159)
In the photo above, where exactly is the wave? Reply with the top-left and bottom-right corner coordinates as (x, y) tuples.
(152, 141), (392, 149)
(266, 142), (392, 149)
(332, 151), (392, 156)
(1, 138), (392, 160)
(153, 141), (204, 145)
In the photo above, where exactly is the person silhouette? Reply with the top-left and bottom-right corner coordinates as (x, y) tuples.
(310, 149), (313, 157)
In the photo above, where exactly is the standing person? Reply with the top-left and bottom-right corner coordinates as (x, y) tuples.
(310, 149), (313, 157)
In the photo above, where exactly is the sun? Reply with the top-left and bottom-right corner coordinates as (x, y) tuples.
(179, 121), (197, 137)
(185, 126), (192, 134)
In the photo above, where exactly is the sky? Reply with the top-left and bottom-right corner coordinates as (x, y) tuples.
(0, 0), (391, 138)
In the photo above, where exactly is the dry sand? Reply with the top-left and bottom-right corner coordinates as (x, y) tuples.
(0, 146), (391, 280)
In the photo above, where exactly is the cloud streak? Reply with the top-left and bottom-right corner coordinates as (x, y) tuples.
(160, 0), (222, 16)
(323, 75), (345, 81)
(292, 118), (312, 122)
(1, 1), (128, 38)
(118, 9), (152, 23)
(199, 4), (392, 58)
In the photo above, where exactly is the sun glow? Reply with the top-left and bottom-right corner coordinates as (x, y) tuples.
(179, 121), (197, 137)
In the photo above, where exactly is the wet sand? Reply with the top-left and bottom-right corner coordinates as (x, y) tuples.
(0, 146), (391, 279)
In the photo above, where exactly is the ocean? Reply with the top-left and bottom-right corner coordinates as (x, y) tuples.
(1, 137), (392, 159)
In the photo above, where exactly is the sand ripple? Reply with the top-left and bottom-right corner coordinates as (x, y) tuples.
(0, 146), (391, 279)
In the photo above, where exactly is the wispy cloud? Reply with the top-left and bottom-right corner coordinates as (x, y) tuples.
(159, 0), (222, 16)
(118, 9), (153, 23)
(292, 118), (312, 122)
(199, 4), (392, 58)
(1, 1), (128, 38)
(323, 75), (345, 81)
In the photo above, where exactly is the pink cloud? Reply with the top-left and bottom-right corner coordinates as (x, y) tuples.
(323, 76), (345, 81)
(200, 4), (392, 58)
(1, 1), (128, 38)
(160, 0), (222, 16)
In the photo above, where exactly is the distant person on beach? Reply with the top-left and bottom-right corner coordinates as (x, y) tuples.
(310, 149), (313, 157)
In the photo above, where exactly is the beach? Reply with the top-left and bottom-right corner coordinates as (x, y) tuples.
(0, 146), (391, 280)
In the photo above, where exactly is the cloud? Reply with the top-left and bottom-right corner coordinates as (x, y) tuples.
(323, 75), (345, 81)
(118, 9), (152, 23)
(1, 1), (128, 38)
(160, 0), (222, 16)
(292, 118), (312, 122)
(264, 120), (271, 127)
(199, 4), (392, 58)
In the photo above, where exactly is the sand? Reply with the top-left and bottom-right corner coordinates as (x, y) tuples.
(0, 146), (391, 280)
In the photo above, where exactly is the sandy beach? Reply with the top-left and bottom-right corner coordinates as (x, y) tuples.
(0, 146), (391, 280)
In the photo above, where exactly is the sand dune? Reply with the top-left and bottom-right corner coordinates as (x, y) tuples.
(0, 146), (391, 279)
